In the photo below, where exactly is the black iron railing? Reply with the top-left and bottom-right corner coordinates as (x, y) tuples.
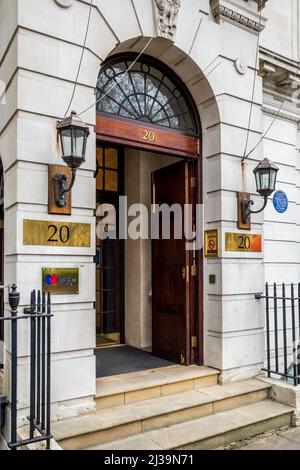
(0, 285), (53, 450)
(256, 282), (300, 386)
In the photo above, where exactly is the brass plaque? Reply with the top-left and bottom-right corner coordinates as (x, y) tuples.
(225, 233), (262, 253)
(42, 268), (79, 295)
(204, 229), (219, 258)
(24, 220), (91, 247)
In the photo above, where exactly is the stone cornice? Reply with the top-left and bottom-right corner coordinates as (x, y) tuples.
(260, 47), (300, 77)
(246, 0), (268, 11)
(259, 49), (300, 100)
(262, 105), (300, 124)
(210, 0), (267, 33)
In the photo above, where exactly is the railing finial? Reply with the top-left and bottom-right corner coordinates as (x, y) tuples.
(8, 284), (20, 312)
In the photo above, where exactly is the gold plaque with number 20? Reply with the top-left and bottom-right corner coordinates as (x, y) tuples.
(23, 220), (91, 247)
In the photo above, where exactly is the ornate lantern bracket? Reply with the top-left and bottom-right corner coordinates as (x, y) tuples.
(54, 111), (90, 208)
(238, 158), (279, 229)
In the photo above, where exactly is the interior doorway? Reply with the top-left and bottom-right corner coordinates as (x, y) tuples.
(95, 144), (199, 370)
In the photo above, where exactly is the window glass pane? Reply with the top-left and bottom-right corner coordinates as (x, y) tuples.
(103, 292), (116, 312)
(96, 169), (104, 190)
(103, 269), (115, 289)
(97, 147), (103, 167)
(103, 247), (115, 267)
(105, 148), (118, 169)
(105, 170), (118, 192)
(103, 312), (116, 332)
(260, 170), (269, 190)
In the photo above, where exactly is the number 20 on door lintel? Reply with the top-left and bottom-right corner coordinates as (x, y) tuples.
(225, 233), (262, 253)
(142, 129), (156, 143)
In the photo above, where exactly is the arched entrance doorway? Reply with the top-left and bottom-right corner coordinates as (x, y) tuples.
(94, 53), (202, 371)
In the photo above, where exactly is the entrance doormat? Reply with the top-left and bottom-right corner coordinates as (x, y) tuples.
(95, 345), (174, 378)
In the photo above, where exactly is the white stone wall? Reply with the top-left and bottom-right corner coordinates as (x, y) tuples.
(260, 0), (300, 369)
(0, 0), (299, 417)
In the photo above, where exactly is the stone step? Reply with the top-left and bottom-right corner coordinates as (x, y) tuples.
(87, 400), (293, 451)
(54, 379), (271, 450)
(95, 365), (219, 410)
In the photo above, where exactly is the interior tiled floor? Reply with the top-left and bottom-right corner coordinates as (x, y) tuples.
(95, 345), (174, 378)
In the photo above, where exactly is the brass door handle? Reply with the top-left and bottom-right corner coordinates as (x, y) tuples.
(181, 266), (189, 283)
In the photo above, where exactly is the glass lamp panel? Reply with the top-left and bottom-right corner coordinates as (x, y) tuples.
(255, 171), (260, 192)
(60, 128), (72, 156)
(103, 292), (116, 312)
(270, 169), (277, 191)
(73, 129), (85, 157)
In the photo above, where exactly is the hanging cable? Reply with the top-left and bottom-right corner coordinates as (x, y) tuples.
(64, 0), (94, 118)
(243, 68), (300, 161)
(77, 37), (154, 117)
(244, 100), (286, 160)
(242, 9), (263, 162)
(243, 8), (300, 162)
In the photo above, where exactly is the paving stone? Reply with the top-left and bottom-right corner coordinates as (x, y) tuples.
(280, 427), (300, 445)
(240, 434), (300, 451)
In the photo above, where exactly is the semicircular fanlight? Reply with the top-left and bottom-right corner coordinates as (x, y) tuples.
(96, 55), (198, 135)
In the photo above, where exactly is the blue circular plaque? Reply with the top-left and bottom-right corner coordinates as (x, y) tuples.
(273, 190), (288, 214)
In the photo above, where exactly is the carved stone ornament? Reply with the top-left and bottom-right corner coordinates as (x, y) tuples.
(154, 0), (181, 40)
(54, 0), (73, 7)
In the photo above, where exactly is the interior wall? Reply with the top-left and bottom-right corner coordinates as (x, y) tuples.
(0, 342), (3, 367)
(124, 149), (180, 350)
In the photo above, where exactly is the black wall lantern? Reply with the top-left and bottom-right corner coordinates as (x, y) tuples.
(238, 158), (279, 229)
(55, 111), (90, 208)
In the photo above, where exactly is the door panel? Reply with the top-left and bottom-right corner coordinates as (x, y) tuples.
(152, 160), (193, 364)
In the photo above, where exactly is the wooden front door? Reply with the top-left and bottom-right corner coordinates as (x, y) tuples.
(152, 160), (195, 365)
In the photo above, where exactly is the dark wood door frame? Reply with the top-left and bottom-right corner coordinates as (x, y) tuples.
(96, 115), (203, 366)
(96, 114), (200, 159)
(95, 146), (125, 347)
